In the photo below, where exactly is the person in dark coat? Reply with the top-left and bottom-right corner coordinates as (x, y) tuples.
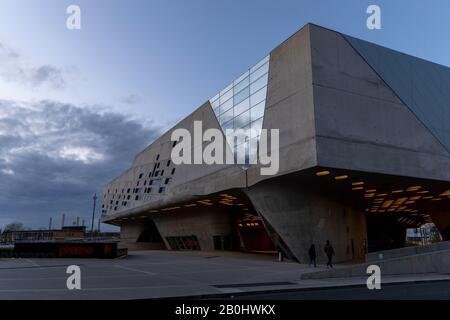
(308, 244), (317, 267)
(324, 240), (335, 268)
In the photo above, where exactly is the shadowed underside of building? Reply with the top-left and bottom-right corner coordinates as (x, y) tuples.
(102, 24), (450, 264)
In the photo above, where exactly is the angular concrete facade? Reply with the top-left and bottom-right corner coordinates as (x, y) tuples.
(102, 24), (450, 263)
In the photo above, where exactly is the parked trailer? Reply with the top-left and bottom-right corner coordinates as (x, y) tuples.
(2, 241), (127, 259)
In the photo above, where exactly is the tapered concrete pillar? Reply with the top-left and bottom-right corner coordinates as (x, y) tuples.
(244, 175), (367, 264)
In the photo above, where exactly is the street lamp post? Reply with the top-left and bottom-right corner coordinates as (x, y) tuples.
(91, 193), (97, 240)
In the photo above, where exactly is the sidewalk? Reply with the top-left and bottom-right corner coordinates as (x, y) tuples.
(185, 273), (450, 299)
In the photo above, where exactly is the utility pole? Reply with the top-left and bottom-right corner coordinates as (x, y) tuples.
(91, 193), (97, 240)
(61, 214), (65, 229)
(48, 217), (52, 230)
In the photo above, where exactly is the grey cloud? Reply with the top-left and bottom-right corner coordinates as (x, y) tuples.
(0, 99), (161, 230)
(0, 42), (66, 89)
(29, 65), (66, 89)
(0, 42), (20, 59)
(120, 94), (141, 105)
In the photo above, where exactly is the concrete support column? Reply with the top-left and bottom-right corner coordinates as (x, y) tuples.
(244, 177), (367, 264)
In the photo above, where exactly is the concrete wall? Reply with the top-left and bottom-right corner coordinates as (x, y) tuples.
(309, 25), (450, 181)
(152, 206), (231, 251)
(120, 222), (147, 242)
(245, 175), (367, 263)
(247, 24), (317, 186)
(102, 101), (246, 221)
(301, 247), (450, 279)
(367, 241), (450, 262)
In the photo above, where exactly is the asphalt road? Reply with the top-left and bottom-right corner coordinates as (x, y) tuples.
(234, 280), (450, 300)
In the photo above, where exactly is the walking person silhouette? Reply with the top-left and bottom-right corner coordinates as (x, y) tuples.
(308, 244), (317, 267)
(324, 240), (335, 268)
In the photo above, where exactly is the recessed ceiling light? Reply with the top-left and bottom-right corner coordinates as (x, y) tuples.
(394, 197), (408, 205)
(316, 171), (330, 176)
(382, 200), (394, 208)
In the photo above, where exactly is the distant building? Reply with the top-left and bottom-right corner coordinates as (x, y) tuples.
(1, 226), (86, 243)
(406, 223), (442, 246)
(0, 226), (120, 243)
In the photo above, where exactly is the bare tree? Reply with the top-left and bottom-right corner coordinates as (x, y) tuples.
(3, 222), (26, 232)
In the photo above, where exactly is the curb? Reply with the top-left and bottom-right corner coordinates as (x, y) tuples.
(154, 277), (450, 300)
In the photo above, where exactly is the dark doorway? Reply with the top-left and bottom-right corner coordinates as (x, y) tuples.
(137, 219), (163, 243)
(367, 215), (407, 252)
(231, 211), (276, 252)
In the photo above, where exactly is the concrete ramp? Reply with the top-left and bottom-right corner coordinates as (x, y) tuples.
(301, 243), (450, 279)
(367, 241), (450, 262)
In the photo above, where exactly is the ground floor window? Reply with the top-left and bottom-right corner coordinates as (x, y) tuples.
(166, 236), (200, 250)
(213, 235), (232, 250)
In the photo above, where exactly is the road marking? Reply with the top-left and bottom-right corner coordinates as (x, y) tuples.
(114, 265), (157, 276)
(24, 259), (41, 267)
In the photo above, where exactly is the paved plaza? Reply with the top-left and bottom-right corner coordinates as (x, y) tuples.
(0, 250), (449, 299)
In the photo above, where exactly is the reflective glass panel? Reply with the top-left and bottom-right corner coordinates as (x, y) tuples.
(220, 107), (233, 125)
(220, 88), (233, 104)
(250, 62), (269, 83)
(250, 55), (269, 73)
(234, 76), (249, 93)
(234, 70), (249, 85)
(250, 100), (265, 122)
(250, 73), (269, 95)
(211, 93), (220, 103)
(220, 97), (233, 114)
(234, 110), (250, 129)
(251, 117), (263, 138)
(220, 83), (233, 96)
(250, 86), (267, 107)
(222, 119), (234, 131)
(234, 98), (250, 117)
(234, 86), (250, 105)
(209, 54), (270, 164)
(211, 98), (220, 109)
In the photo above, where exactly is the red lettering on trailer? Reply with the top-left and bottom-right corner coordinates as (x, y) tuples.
(59, 246), (94, 257)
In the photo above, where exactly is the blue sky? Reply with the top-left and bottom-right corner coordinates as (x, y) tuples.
(0, 0), (449, 230)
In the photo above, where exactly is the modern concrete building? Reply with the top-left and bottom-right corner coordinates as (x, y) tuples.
(102, 24), (450, 263)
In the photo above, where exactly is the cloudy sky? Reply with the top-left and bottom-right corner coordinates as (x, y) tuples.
(0, 0), (449, 230)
